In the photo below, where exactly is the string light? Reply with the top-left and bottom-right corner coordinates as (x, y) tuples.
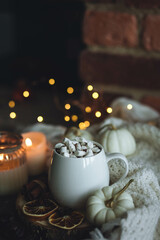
(79, 122), (86, 130)
(71, 115), (78, 122)
(127, 104), (133, 110)
(37, 116), (43, 122)
(92, 92), (99, 99)
(10, 112), (16, 119)
(64, 115), (70, 122)
(106, 107), (113, 114)
(84, 120), (90, 128)
(49, 78), (55, 85)
(95, 111), (101, 118)
(85, 106), (92, 113)
(87, 85), (93, 91)
(23, 90), (29, 98)
(65, 103), (71, 110)
(67, 87), (74, 94)
(8, 100), (15, 108)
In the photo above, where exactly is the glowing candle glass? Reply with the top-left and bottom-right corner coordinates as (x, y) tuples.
(22, 132), (48, 176)
(0, 132), (28, 195)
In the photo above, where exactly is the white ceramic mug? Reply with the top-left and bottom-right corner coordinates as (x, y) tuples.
(48, 142), (128, 209)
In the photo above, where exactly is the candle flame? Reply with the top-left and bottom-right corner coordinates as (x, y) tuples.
(0, 154), (4, 161)
(25, 138), (32, 147)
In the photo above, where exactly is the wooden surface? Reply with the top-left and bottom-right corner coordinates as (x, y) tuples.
(15, 176), (93, 240)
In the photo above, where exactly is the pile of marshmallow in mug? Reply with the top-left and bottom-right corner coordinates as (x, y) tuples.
(55, 137), (101, 158)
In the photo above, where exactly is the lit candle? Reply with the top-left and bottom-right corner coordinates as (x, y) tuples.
(0, 132), (28, 196)
(22, 132), (48, 176)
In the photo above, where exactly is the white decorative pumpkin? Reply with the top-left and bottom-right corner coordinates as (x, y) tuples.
(98, 125), (136, 156)
(64, 126), (93, 141)
(86, 179), (134, 226)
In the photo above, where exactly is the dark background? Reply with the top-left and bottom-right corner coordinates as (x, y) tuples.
(0, 0), (85, 90)
(0, 0), (87, 129)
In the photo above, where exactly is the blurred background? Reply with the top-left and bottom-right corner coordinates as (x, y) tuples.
(0, 0), (160, 131)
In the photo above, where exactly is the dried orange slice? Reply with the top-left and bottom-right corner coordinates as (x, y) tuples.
(48, 210), (84, 230)
(23, 198), (58, 220)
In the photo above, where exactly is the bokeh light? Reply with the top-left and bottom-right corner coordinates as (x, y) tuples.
(85, 106), (92, 113)
(64, 115), (70, 122)
(84, 120), (90, 128)
(87, 85), (93, 91)
(10, 112), (16, 119)
(49, 78), (55, 85)
(8, 100), (15, 108)
(71, 115), (78, 122)
(127, 104), (133, 110)
(106, 107), (113, 114)
(92, 92), (99, 99)
(79, 122), (86, 130)
(65, 103), (71, 110)
(23, 90), (30, 98)
(37, 116), (43, 122)
(95, 111), (101, 118)
(67, 87), (74, 94)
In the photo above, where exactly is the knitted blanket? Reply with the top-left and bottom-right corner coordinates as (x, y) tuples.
(85, 117), (160, 240)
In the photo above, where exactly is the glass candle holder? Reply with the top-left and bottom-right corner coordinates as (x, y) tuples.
(0, 132), (28, 195)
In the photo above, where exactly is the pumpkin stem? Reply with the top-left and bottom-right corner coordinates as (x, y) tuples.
(76, 128), (81, 136)
(64, 127), (81, 137)
(105, 179), (134, 208)
(98, 124), (117, 133)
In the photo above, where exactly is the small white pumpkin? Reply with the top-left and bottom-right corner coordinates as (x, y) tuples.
(86, 179), (134, 226)
(64, 126), (93, 141)
(98, 124), (136, 156)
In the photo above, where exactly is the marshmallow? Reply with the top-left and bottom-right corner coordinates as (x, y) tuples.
(92, 147), (101, 153)
(85, 149), (93, 157)
(55, 136), (101, 158)
(75, 150), (86, 157)
(55, 143), (65, 149)
(87, 141), (94, 149)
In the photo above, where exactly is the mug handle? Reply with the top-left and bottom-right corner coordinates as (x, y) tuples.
(106, 152), (129, 182)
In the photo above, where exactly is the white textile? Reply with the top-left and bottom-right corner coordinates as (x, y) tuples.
(86, 117), (160, 240)
(110, 97), (159, 123)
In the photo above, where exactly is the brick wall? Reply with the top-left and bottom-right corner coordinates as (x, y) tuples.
(79, 0), (160, 114)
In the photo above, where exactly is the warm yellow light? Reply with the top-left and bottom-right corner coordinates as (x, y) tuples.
(10, 112), (16, 119)
(64, 116), (70, 122)
(65, 103), (71, 110)
(84, 120), (90, 128)
(49, 78), (55, 85)
(71, 115), (78, 122)
(23, 90), (29, 98)
(0, 154), (9, 161)
(127, 104), (133, 110)
(8, 100), (15, 108)
(0, 154), (4, 161)
(85, 106), (92, 113)
(79, 122), (86, 130)
(37, 116), (43, 122)
(92, 92), (99, 99)
(67, 87), (74, 94)
(106, 107), (113, 114)
(25, 138), (32, 147)
(87, 85), (93, 91)
(95, 111), (101, 118)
